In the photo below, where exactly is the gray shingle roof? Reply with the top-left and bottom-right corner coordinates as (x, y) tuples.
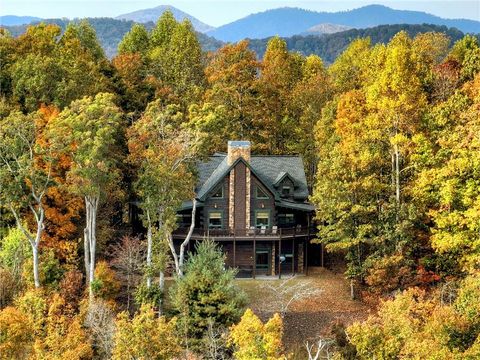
(194, 154), (311, 206)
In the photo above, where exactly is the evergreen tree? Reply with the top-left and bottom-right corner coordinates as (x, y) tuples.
(170, 239), (246, 349)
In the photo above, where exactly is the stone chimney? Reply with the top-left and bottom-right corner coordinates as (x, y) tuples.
(227, 141), (251, 165)
(227, 141), (252, 230)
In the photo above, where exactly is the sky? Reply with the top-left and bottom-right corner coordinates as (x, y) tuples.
(1, 0), (479, 26)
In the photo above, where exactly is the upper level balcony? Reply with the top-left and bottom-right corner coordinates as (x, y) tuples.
(172, 225), (315, 241)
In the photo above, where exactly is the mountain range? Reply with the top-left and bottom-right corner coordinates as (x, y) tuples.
(0, 15), (41, 26)
(2, 4), (480, 41)
(206, 5), (480, 41)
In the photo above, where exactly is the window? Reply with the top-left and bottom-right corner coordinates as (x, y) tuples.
(255, 210), (270, 228)
(211, 185), (224, 199)
(208, 211), (223, 229)
(255, 186), (269, 199)
(281, 186), (291, 196)
(176, 214), (192, 228)
(278, 213), (295, 227)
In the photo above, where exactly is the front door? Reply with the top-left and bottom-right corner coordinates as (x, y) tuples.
(255, 249), (270, 275)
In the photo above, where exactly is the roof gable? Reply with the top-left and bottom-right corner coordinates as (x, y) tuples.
(195, 154), (310, 202)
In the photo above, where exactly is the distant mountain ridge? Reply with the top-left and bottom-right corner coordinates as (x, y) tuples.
(115, 5), (214, 33)
(207, 5), (480, 41)
(0, 15), (42, 26)
(247, 23), (471, 63)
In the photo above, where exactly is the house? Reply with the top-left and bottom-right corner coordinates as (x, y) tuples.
(173, 141), (318, 278)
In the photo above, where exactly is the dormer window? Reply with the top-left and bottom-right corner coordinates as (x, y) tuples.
(281, 186), (291, 196)
(255, 186), (269, 199)
(211, 185), (224, 199)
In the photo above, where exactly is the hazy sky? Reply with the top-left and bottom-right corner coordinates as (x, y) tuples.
(1, 1), (479, 26)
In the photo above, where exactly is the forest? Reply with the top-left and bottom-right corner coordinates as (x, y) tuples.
(0, 9), (480, 359)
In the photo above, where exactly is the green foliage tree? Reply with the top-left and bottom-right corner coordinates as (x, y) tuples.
(48, 93), (124, 299)
(148, 11), (205, 109)
(170, 239), (246, 349)
(118, 23), (149, 56)
(127, 100), (200, 300)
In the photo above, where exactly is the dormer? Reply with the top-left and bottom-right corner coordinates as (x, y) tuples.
(273, 172), (296, 199)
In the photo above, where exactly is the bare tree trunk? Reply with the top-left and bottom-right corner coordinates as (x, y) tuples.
(9, 204), (44, 288)
(178, 199), (196, 276)
(158, 271), (165, 316)
(167, 199), (196, 276)
(85, 196), (99, 301)
(84, 228), (90, 284)
(350, 279), (355, 300)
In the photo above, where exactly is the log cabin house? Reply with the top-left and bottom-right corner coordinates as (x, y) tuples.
(173, 141), (318, 278)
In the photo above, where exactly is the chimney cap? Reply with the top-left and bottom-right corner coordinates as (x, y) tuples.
(228, 140), (251, 148)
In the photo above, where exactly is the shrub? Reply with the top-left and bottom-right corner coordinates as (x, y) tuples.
(59, 269), (85, 311)
(134, 282), (163, 308)
(0, 267), (22, 309)
(92, 260), (120, 302)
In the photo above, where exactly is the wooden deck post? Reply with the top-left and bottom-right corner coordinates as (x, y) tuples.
(292, 228), (295, 275)
(305, 238), (309, 276)
(278, 229), (282, 279)
(253, 231), (256, 279)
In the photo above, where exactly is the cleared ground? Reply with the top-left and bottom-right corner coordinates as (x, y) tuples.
(236, 267), (371, 348)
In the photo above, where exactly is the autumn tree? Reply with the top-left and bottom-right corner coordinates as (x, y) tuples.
(148, 11), (205, 109)
(35, 105), (83, 265)
(413, 73), (480, 270)
(191, 40), (261, 153)
(127, 100), (200, 293)
(112, 305), (181, 359)
(257, 36), (303, 153)
(0, 110), (53, 288)
(48, 93), (124, 299)
(228, 309), (285, 360)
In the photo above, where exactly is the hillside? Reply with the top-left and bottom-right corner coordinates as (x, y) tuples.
(0, 15), (41, 26)
(115, 5), (214, 33)
(248, 23), (469, 63)
(2, 17), (223, 58)
(207, 5), (480, 42)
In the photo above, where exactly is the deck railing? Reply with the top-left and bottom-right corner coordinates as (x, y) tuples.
(173, 226), (315, 238)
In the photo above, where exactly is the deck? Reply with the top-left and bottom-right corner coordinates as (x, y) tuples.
(172, 226), (315, 241)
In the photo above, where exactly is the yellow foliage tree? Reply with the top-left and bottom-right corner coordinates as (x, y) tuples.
(0, 306), (34, 359)
(228, 309), (285, 360)
(34, 294), (93, 360)
(112, 305), (181, 360)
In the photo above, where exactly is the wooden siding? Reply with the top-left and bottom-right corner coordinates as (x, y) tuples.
(250, 175), (276, 227)
(202, 175), (230, 229)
